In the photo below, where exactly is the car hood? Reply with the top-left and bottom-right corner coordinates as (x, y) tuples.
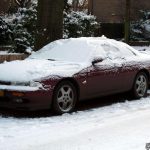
(0, 59), (84, 82)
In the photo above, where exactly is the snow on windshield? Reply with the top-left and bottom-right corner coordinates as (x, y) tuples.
(29, 38), (99, 63)
(29, 37), (139, 63)
(29, 38), (109, 63)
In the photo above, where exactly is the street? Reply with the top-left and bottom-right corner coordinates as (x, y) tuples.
(0, 92), (150, 150)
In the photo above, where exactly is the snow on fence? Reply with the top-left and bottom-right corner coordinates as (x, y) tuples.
(0, 45), (28, 63)
(0, 54), (28, 63)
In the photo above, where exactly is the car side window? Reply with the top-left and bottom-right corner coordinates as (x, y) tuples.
(101, 43), (136, 60)
(119, 46), (136, 57)
(101, 43), (122, 60)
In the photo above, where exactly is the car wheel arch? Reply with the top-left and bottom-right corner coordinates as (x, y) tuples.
(137, 69), (150, 81)
(132, 69), (150, 88)
(131, 70), (149, 99)
(52, 78), (80, 101)
(51, 78), (80, 114)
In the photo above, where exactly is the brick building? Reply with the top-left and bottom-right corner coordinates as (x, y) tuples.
(0, 0), (30, 15)
(1, 0), (149, 39)
(0, 0), (17, 15)
(88, 0), (150, 38)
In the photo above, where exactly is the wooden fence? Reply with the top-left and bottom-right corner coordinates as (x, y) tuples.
(0, 45), (28, 63)
(129, 41), (150, 46)
(0, 54), (28, 63)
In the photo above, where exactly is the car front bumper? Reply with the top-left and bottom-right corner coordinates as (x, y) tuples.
(0, 88), (53, 111)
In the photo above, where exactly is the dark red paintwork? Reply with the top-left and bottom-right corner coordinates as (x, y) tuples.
(0, 57), (150, 111)
(0, 59), (150, 111)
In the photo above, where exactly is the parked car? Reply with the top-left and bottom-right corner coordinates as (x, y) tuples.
(0, 37), (150, 114)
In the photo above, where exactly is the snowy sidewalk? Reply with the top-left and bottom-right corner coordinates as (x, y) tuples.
(0, 96), (150, 150)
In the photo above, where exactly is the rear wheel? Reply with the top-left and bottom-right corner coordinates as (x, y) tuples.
(132, 72), (148, 99)
(52, 81), (77, 114)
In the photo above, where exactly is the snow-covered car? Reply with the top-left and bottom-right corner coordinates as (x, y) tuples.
(0, 37), (150, 114)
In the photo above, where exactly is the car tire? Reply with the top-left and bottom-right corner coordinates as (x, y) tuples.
(52, 81), (77, 115)
(132, 72), (148, 99)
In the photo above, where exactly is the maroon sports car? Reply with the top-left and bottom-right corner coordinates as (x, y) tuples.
(0, 37), (150, 114)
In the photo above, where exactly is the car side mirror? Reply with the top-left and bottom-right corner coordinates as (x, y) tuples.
(92, 57), (103, 65)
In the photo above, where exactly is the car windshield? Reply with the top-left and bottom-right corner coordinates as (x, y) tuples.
(29, 38), (97, 63)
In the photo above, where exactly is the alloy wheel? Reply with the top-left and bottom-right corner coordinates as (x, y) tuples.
(135, 74), (147, 97)
(52, 81), (77, 114)
(133, 72), (148, 98)
(57, 85), (74, 112)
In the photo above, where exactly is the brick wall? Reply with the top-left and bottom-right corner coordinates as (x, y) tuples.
(0, 0), (10, 15)
(89, 0), (150, 23)
(0, 0), (17, 15)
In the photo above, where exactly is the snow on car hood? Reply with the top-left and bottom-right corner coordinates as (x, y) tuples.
(0, 59), (83, 82)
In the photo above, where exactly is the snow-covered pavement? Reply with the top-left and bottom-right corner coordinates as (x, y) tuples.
(0, 95), (150, 150)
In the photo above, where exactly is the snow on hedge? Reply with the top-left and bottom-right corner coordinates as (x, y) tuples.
(64, 10), (100, 38)
(131, 10), (150, 40)
(1, 1), (37, 53)
(0, 0), (99, 53)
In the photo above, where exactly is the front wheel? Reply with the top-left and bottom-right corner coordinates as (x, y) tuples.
(52, 81), (77, 114)
(132, 72), (148, 99)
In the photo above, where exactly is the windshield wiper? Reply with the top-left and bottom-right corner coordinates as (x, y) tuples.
(47, 59), (56, 61)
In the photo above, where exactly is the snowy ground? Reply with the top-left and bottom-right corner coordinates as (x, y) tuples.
(0, 95), (150, 150)
(0, 45), (150, 150)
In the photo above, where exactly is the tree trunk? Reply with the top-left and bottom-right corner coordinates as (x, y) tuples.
(35, 0), (64, 50)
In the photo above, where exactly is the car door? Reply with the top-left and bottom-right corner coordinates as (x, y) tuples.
(87, 58), (123, 98)
(87, 43), (124, 98)
(115, 45), (139, 91)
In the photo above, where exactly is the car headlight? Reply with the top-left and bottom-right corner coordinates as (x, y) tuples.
(11, 82), (30, 86)
(11, 81), (42, 88)
(29, 81), (42, 87)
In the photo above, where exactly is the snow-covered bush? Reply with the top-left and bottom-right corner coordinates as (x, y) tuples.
(63, 11), (100, 38)
(11, 2), (37, 53)
(0, 1), (37, 53)
(12, 2), (37, 53)
(0, 0), (99, 53)
(130, 10), (150, 41)
(0, 17), (12, 45)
